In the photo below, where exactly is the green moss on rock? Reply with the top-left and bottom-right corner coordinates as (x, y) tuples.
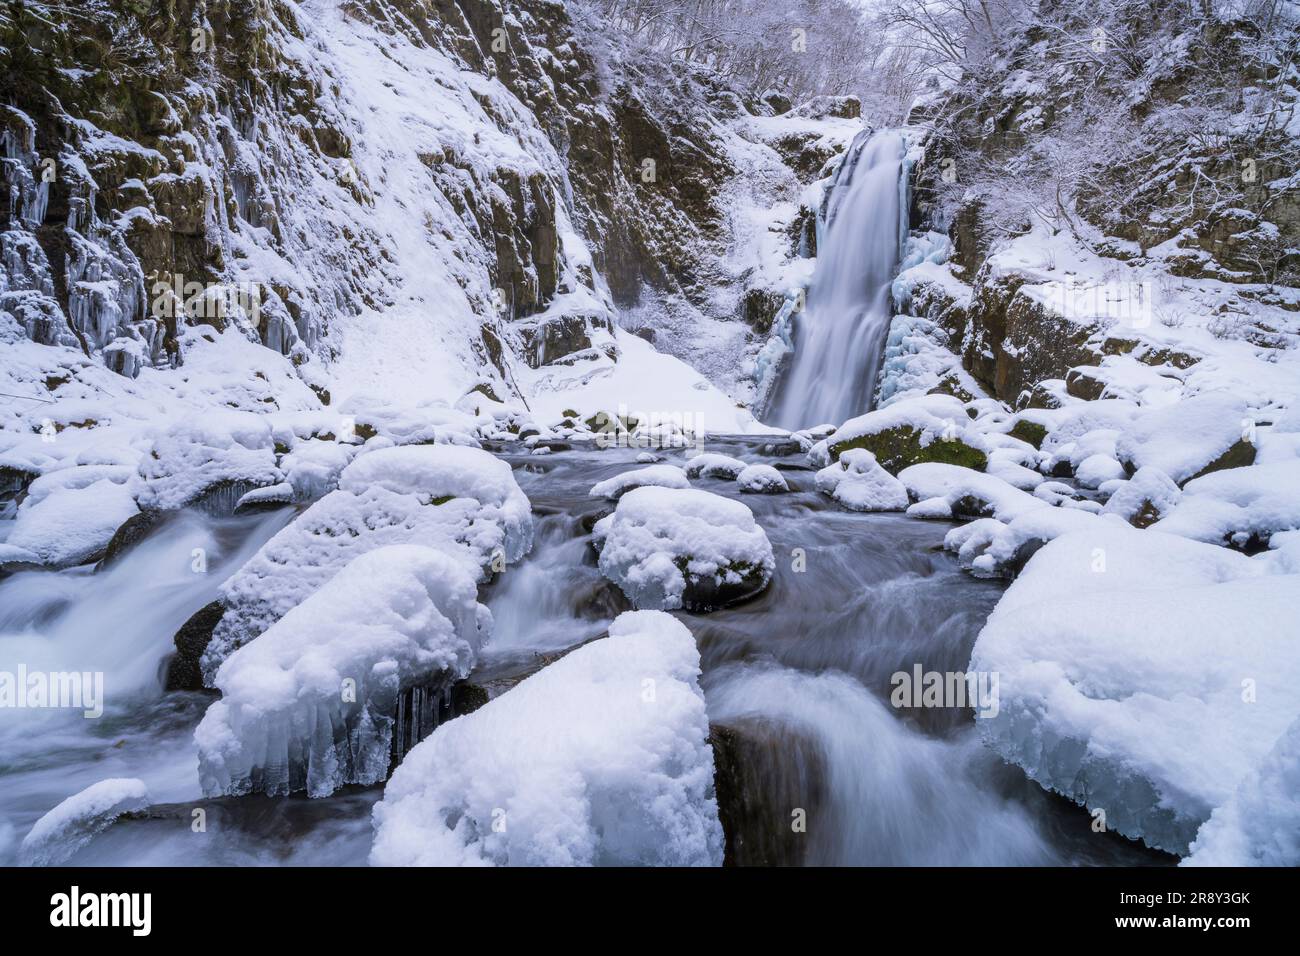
(828, 425), (987, 474)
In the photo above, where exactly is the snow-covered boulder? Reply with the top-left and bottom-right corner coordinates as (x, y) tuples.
(19, 778), (149, 866)
(1184, 715), (1300, 867)
(815, 449), (907, 511)
(135, 411), (283, 513)
(1153, 460), (1300, 548)
(1100, 466), (1181, 527)
(589, 464), (689, 500)
(737, 463), (788, 494)
(593, 487), (774, 611)
(202, 444), (531, 683)
(971, 524), (1300, 855)
(370, 610), (723, 866)
(1116, 392), (1255, 484)
(811, 395), (988, 473)
(0, 466), (138, 568)
(196, 545), (490, 799)
(683, 452), (747, 479)
(899, 462), (1042, 522)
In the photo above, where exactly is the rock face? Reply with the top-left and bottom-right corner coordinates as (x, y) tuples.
(0, 0), (753, 396)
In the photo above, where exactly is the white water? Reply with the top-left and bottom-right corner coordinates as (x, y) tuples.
(0, 508), (292, 863)
(769, 130), (906, 430)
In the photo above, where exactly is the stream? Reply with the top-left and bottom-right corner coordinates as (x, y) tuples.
(0, 438), (1168, 866)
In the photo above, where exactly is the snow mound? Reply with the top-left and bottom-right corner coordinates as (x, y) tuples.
(1116, 392), (1253, 484)
(737, 463), (788, 494)
(136, 411), (282, 512)
(1154, 460), (1300, 547)
(683, 453), (747, 479)
(971, 524), (1300, 855)
(0, 468), (137, 568)
(589, 464), (690, 500)
(205, 444), (531, 682)
(19, 778), (149, 866)
(899, 462), (1043, 522)
(1100, 466), (1182, 526)
(370, 610), (723, 866)
(196, 545), (490, 798)
(815, 449), (908, 511)
(593, 486), (774, 611)
(1184, 715), (1300, 867)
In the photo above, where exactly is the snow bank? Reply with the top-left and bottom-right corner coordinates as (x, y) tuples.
(197, 545), (490, 798)
(971, 524), (1300, 855)
(594, 487), (774, 611)
(589, 464), (690, 500)
(205, 444), (531, 682)
(370, 610), (723, 866)
(815, 449), (908, 511)
(19, 778), (149, 866)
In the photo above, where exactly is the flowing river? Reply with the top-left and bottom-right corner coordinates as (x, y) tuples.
(0, 438), (1169, 866)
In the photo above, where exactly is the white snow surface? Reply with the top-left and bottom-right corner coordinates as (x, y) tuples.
(593, 486), (774, 610)
(19, 778), (149, 867)
(370, 610), (723, 866)
(196, 545), (490, 798)
(815, 448), (908, 511)
(971, 524), (1300, 855)
(203, 443), (532, 682)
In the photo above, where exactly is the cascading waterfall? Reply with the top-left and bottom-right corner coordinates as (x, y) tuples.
(768, 129), (907, 430)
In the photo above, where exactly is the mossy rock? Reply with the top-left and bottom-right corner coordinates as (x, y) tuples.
(828, 425), (987, 474)
(677, 558), (770, 612)
(1184, 439), (1257, 484)
(1008, 418), (1048, 449)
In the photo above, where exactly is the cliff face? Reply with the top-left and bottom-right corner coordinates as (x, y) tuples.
(1, 0), (818, 405)
(900, 4), (1300, 407)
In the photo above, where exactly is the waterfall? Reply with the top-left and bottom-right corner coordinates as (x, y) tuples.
(768, 130), (907, 430)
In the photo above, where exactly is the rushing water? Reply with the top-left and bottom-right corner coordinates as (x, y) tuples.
(0, 439), (1169, 866)
(769, 129), (906, 430)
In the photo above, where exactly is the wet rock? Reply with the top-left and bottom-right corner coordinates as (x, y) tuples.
(165, 601), (226, 692)
(96, 511), (165, 572)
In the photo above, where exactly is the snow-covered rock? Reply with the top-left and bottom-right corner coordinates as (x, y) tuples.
(588, 464), (690, 500)
(593, 487), (774, 611)
(1184, 715), (1300, 867)
(0, 469), (137, 568)
(811, 394), (988, 472)
(203, 444), (531, 683)
(196, 545), (490, 798)
(683, 452), (747, 479)
(370, 610), (723, 867)
(815, 449), (908, 511)
(736, 463), (788, 494)
(1115, 392), (1255, 484)
(1100, 466), (1182, 527)
(135, 412), (283, 513)
(971, 524), (1300, 855)
(19, 778), (149, 867)
(1153, 460), (1300, 548)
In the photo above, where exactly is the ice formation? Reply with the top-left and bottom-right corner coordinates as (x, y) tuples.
(196, 545), (491, 798)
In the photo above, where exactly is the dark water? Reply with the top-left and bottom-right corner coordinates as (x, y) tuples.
(0, 438), (1170, 866)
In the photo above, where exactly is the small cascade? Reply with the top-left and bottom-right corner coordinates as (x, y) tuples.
(768, 130), (907, 430)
